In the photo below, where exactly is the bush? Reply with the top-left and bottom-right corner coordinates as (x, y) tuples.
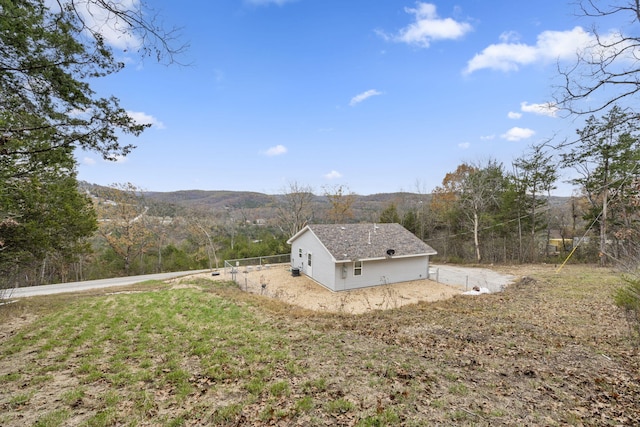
(614, 276), (640, 346)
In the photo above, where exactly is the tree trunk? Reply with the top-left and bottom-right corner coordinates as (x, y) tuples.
(473, 211), (481, 263)
(600, 157), (609, 266)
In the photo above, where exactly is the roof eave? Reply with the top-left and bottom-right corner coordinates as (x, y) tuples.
(335, 252), (436, 263)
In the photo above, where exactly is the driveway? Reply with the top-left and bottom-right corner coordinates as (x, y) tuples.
(7, 270), (211, 298)
(430, 264), (516, 293)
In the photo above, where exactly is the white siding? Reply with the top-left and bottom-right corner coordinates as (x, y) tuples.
(333, 256), (429, 291)
(289, 231), (336, 290)
(289, 226), (432, 292)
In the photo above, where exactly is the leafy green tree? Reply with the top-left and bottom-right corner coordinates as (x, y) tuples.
(615, 276), (640, 346)
(160, 244), (198, 272)
(379, 203), (401, 224)
(0, 172), (96, 286)
(492, 180), (526, 262)
(513, 143), (559, 261)
(562, 106), (640, 264)
(0, 0), (150, 166)
(402, 209), (419, 235)
(0, 0), (181, 285)
(430, 161), (507, 263)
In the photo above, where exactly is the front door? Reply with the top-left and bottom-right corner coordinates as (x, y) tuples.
(306, 252), (313, 277)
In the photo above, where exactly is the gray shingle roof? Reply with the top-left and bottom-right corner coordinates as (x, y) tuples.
(294, 223), (437, 262)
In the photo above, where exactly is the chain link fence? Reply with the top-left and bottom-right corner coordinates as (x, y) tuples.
(223, 254), (291, 293)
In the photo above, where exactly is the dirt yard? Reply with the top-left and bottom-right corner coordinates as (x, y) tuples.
(194, 264), (515, 314)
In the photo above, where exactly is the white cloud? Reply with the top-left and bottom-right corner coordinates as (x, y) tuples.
(520, 101), (558, 117)
(82, 156), (96, 166)
(480, 134), (496, 141)
(499, 31), (521, 43)
(324, 170), (343, 179)
(265, 145), (287, 156)
(465, 26), (594, 74)
(383, 2), (473, 48)
(127, 111), (166, 129)
(70, 0), (143, 51)
(110, 155), (128, 163)
(508, 111), (522, 119)
(69, 107), (92, 118)
(458, 142), (470, 149)
(350, 89), (383, 106)
(501, 127), (535, 141)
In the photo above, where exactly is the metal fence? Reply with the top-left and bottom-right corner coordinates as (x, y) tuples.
(223, 254), (291, 292)
(428, 265), (514, 293)
(223, 254), (290, 273)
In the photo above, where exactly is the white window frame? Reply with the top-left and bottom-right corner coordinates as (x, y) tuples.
(354, 260), (362, 276)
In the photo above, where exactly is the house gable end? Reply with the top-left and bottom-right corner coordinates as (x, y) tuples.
(287, 226), (336, 263)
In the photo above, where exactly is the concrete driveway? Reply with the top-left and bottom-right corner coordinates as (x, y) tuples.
(430, 264), (516, 293)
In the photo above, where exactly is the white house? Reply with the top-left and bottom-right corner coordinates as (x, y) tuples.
(286, 223), (437, 291)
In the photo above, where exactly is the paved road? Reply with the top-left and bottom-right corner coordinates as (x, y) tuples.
(7, 270), (211, 298)
(430, 264), (516, 293)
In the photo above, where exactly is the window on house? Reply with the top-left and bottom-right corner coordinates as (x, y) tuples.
(354, 261), (362, 276)
(299, 248), (302, 258)
(307, 253), (312, 266)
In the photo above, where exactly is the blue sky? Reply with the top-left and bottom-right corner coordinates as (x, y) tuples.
(75, 0), (622, 196)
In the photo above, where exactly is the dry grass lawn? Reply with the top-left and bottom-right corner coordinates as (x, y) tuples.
(0, 263), (638, 426)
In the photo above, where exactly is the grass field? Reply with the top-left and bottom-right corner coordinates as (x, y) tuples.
(0, 265), (638, 426)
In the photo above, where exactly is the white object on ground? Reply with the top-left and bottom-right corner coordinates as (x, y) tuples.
(462, 287), (491, 295)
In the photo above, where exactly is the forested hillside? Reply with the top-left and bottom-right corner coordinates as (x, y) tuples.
(71, 181), (586, 284)
(0, 172), (598, 290)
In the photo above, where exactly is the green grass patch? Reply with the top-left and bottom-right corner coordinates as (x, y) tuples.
(33, 409), (71, 427)
(294, 395), (315, 413)
(0, 372), (21, 383)
(270, 380), (290, 397)
(356, 408), (401, 426)
(61, 387), (85, 407)
(211, 403), (243, 424)
(0, 285), (296, 425)
(325, 398), (354, 414)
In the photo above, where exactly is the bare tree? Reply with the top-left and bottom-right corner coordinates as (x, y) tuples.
(323, 184), (356, 223)
(275, 182), (315, 237)
(58, 0), (187, 65)
(556, 1), (640, 115)
(187, 217), (220, 270)
(96, 183), (152, 275)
